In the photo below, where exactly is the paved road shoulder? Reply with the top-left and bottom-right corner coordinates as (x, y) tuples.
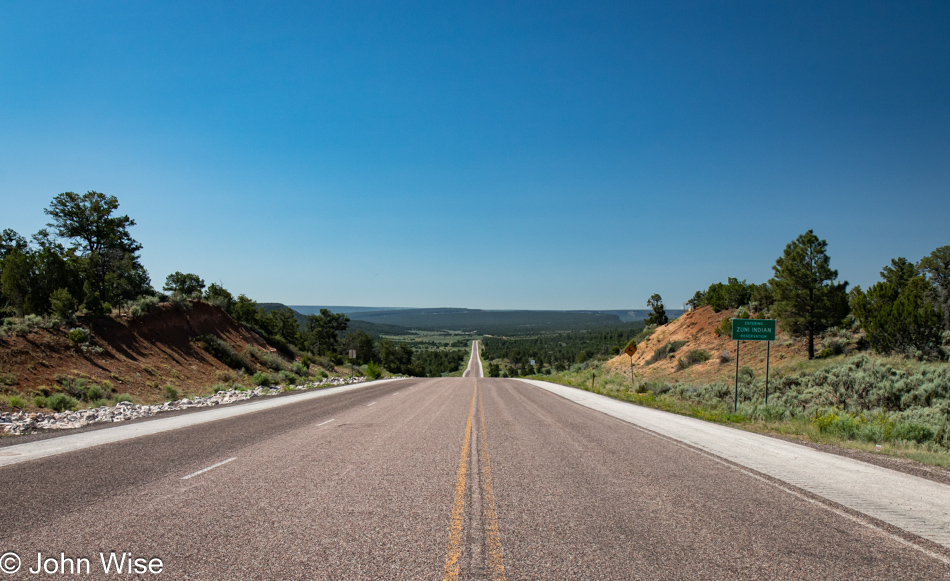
(518, 378), (950, 553)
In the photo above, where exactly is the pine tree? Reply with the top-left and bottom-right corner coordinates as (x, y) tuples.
(646, 293), (668, 326)
(770, 230), (849, 359)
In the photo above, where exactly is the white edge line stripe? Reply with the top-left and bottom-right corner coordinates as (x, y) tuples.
(317, 419), (335, 426)
(367, 402), (376, 406)
(181, 457), (237, 480)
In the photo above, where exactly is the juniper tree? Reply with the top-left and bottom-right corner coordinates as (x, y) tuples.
(919, 246), (950, 331)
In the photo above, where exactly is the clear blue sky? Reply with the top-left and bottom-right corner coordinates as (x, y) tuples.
(2, 1), (948, 309)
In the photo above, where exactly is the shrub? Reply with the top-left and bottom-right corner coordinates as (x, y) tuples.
(60, 377), (88, 399)
(893, 422), (935, 444)
(291, 361), (308, 376)
(301, 355), (311, 368)
(821, 333), (848, 357)
(86, 385), (105, 401)
(752, 405), (786, 422)
(677, 349), (711, 370)
(215, 370), (239, 383)
(0, 371), (18, 386)
(195, 335), (251, 371)
(278, 370), (299, 385)
(47, 393), (79, 412)
(68, 327), (90, 346)
(33, 395), (48, 408)
(113, 393), (133, 403)
(366, 361), (383, 380)
(128, 295), (159, 318)
(49, 288), (77, 321)
(646, 341), (688, 365)
(252, 371), (273, 386)
(716, 318), (732, 337)
(249, 347), (287, 371)
(164, 385), (179, 400)
(7, 395), (27, 409)
(718, 350), (732, 364)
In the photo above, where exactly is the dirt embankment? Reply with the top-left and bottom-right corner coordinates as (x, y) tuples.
(606, 306), (807, 383)
(0, 302), (278, 402)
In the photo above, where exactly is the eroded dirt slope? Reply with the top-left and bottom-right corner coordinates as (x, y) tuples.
(0, 302), (277, 402)
(606, 306), (807, 383)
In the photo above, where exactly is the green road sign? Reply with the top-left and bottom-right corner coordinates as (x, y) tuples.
(731, 319), (776, 341)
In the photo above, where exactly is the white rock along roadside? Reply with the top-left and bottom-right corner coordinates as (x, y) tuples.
(1, 377), (367, 435)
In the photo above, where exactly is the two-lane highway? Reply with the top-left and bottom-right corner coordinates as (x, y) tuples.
(1, 342), (948, 579)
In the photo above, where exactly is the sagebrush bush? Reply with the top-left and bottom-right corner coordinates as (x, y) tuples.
(663, 354), (950, 449)
(46, 393), (79, 412)
(168, 293), (193, 310)
(128, 295), (159, 318)
(892, 422), (936, 444)
(113, 393), (133, 403)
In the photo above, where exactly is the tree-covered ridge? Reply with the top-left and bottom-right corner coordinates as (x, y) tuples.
(481, 324), (646, 377)
(685, 231), (948, 360)
(1, 192), (151, 317)
(340, 307), (626, 334)
(0, 193), (467, 378)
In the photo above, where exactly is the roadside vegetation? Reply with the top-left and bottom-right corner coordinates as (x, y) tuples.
(488, 231), (950, 467)
(481, 325), (647, 378)
(0, 192), (472, 417)
(527, 357), (950, 468)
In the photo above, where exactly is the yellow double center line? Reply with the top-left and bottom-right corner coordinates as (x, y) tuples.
(443, 386), (476, 579)
(443, 380), (506, 581)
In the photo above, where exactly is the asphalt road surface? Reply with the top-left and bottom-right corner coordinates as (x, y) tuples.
(1, 342), (948, 579)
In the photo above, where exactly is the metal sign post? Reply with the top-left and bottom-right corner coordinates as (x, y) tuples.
(730, 319), (777, 412)
(623, 342), (638, 387)
(734, 340), (740, 413)
(348, 349), (356, 378)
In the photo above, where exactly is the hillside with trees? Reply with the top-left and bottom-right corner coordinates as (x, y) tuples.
(0, 192), (479, 416)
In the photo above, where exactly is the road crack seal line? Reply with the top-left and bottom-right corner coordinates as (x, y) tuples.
(478, 384), (506, 581)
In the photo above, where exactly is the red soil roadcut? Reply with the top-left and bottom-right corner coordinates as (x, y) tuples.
(606, 305), (808, 383)
(0, 302), (276, 403)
